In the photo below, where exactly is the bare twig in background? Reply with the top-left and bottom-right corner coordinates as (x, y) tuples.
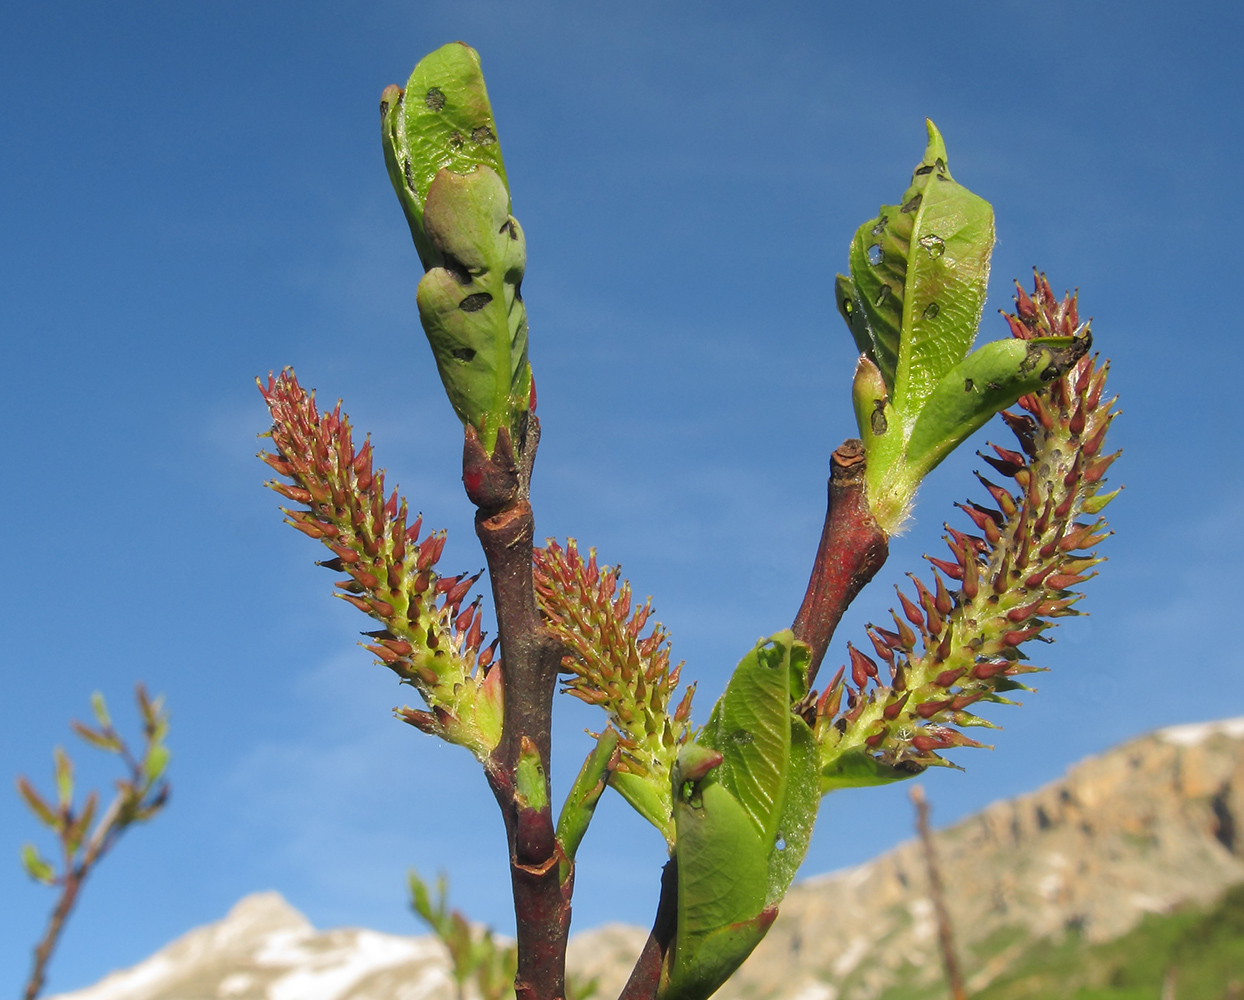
(911, 785), (968, 1000)
(17, 685), (171, 1000)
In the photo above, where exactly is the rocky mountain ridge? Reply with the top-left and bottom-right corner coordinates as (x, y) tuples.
(50, 718), (1244, 1000)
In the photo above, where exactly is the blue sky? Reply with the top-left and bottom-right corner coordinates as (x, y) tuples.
(2, 0), (1241, 993)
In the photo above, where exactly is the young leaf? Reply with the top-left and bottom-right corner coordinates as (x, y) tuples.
(90, 691), (112, 730)
(71, 720), (122, 753)
(21, 843), (56, 885)
(514, 736), (549, 811)
(667, 745), (771, 1000)
(64, 792), (98, 857)
(382, 42), (509, 268)
(666, 632), (820, 1000)
(16, 776), (57, 829)
(145, 743), (170, 784)
(836, 125), (1092, 533)
(53, 747), (73, 810)
(842, 119), (993, 411)
(381, 43), (531, 454)
(556, 728), (620, 872)
(416, 165), (531, 453)
(901, 334), (1087, 487)
(409, 869), (438, 928)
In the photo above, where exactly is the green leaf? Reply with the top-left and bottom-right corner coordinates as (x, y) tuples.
(409, 869), (436, 926)
(64, 791), (98, 856)
(382, 44), (530, 454)
(609, 769), (675, 842)
(556, 729), (619, 871)
(90, 691), (112, 730)
(763, 717), (819, 904)
(819, 748), (921, 792)
(837, 122), (1029, 533)
(21, 843), (56, 885)
(16, 776), (57, 829)
(514, 736), (548, 811)
(54, 747), (74, 810)
(382, 43), (509, 268)
(71, 720), (122, 753)
(666, 632), (820, 1000)
(446, 911), (475, 982)
(144, 743), (170, 784)
(415, 165), (531, 452)
(843, 120), (994, 415)
(667, 753), (769, 1000)
(903, 335), (1086, 483)
(698, 639), (800, 842)
(835, 275), (875, 363)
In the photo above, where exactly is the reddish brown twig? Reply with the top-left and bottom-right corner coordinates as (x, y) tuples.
(464, 421), (572, 1000)
(911, 786), (968, 1000)
(616, 858), (679, 1000)
(615, 441), (889, 1000)
(792, 440), (889, 685)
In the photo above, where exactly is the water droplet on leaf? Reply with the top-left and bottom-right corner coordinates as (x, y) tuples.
(923, 302), (940, 319)
(867, 244), (884, 266)
(875, 285), (892, 307)
(919, 235), (946, 258)
(871, 216), (888, 236)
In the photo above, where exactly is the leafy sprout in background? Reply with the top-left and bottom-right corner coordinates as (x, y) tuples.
(259, 41), (1120, 1000)
(410, 869), (519, 1000)
(408, 869), (598, 1000)
(16, 686), (170, 1000)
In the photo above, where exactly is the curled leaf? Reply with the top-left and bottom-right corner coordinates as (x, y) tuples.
(382, 43), (530, 454)
(836, 122), (1080, 533)
(841, 119), (994, 410)
(666, 632), (819, 1000)
(416, 165), (530, 452)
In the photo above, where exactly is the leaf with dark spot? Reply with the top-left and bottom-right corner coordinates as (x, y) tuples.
(459, 293), (493, 312)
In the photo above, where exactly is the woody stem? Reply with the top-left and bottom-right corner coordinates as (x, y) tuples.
(791, 439), (889, 686)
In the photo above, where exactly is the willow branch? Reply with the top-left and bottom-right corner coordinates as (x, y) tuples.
(464, 419), (571, 1000)
(616, 858), (679, 1000)
(791, 439), (889, 686)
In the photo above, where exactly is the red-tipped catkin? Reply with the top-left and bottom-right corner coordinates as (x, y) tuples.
(820, 273), (1116, 775)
